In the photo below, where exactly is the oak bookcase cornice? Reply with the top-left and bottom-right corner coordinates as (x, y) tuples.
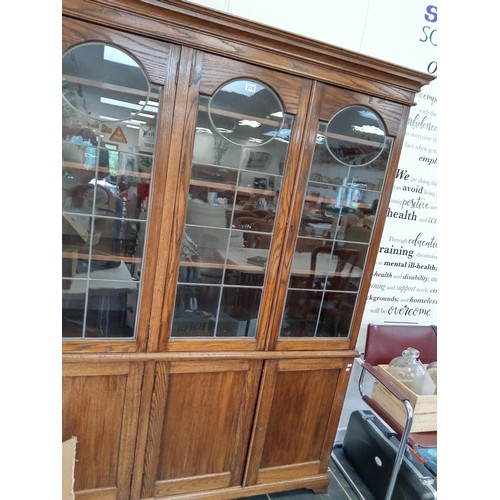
(62, 0), (434, 105)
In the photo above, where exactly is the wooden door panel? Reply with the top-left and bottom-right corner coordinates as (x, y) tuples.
(62, 17), (176, 87)
(317, 83), (406, 137)
(140, 359), (262, 498)
(199, 52), (305, 114)
(157, 49), (314, 353)
(261, 367), (338, 467)
(62, 18), (182, 355)
(245, 357), (352, 486)
(62, 362), (144, 500)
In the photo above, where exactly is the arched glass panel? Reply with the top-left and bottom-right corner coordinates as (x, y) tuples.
(325, 105), (386, 166)
(208, 79), (285, 147)
(62, 42), (160, 339)
(171, 79), (291, 338)
(62, 43), (151, 121)
(280, 105), (392, 338)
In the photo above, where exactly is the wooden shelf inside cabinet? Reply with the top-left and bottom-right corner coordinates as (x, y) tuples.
(178, 257), (360, 278)
(198, 105), (283, 128)
(62, 250), (142, 265)
(178, 248), (360, 278)
(62, 161), (152, 180)
(304, 194), (371, 209)
(190, 179), (275, 197)
(179, 259), (266, 273)
(179, 248), (270, 272)
(323, 129), (386, 147)
(64, 74), (151, 99)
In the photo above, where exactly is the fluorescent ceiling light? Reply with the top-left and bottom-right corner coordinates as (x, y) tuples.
(103, 46), (139, 67)
(239, 120), (261, 128)
(352, 125), (384, 136)
(263, 129), (290, 140)
(136, 112), (155, 119)
(126, 124), (140, 129)
(270, 111), (283, 118)
(100, 97), (157, 113)
(100, 114), (145, 126)
(139, 100), (159, 107)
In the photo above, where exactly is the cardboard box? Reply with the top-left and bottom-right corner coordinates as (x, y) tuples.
(62, 437), (77, 500)
(371, 364), (437, 432)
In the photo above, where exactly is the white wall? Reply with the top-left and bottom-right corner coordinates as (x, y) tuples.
(187, 0), (439, 442)
(187, 0), (436, 71)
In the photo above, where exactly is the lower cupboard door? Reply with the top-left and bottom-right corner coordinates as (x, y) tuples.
(62, 361), (144, 500)
(138, 359), (262, 498)
(244, 357), (352, 487)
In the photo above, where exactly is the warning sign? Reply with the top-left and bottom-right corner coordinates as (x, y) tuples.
(109, 126), (128, 144)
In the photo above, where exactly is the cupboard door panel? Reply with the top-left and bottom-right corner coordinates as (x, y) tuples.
(157, 49), (314, 352)
(199, 52), (305, 114)
(245, 357), (352, 486)
(62, 18), (182, 352)
(140, 359), (262, 498)
(271, 83), (407, 350)
(62, 17), (175, 86)
(62, 362), (143, 500)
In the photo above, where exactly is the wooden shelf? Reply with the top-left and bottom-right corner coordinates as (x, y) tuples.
(198, 104), (383, 147)
(179, 259), (266, 273)
(198, 105), (282, 128)
(190, 179), (275, 197)
(63, 250), (142, 264)
(62, 160), (152, 180)
(64, 74), (151, 99)
(178, 258), (358, 280)
(323, 129), (385, 147)
(304, 194), (370, 209)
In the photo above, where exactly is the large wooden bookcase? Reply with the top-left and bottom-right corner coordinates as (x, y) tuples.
(61, 1), (433, 498)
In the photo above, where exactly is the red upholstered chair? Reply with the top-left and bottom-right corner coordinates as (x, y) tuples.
(357, 324), (437, 499)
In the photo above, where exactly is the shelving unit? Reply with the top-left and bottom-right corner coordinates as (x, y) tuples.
(61, 2), (433, 499)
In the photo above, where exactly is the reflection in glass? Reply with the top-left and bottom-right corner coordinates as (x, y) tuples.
(279, 110), (393, 339)
(62, 42), (158, 339)
(62, 43), (151, 122)
(171, 81), (293, 338)
(325, 105), (386, 166)
(219, 287), (262, 337)
(209, 79), (285, 146)
(171, 284), (219, 337)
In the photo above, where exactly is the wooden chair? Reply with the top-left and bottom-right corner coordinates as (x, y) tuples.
(233, 217), (273, 249)
(251, 209), (272, 219)
(298, 245), (360, 334)
(228, 210), (258, 227)
(357, 324), (437, 499)
(342, 224), (371, 269)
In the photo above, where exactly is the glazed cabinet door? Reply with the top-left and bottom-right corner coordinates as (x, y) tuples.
(152, 50), (314, 352)
(269, 83), (408, 351)
(62, 361), (144, 499)
(244, 357), (353, 490)
(136, 359), (262, 498)
(62, 18), (180, 352)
